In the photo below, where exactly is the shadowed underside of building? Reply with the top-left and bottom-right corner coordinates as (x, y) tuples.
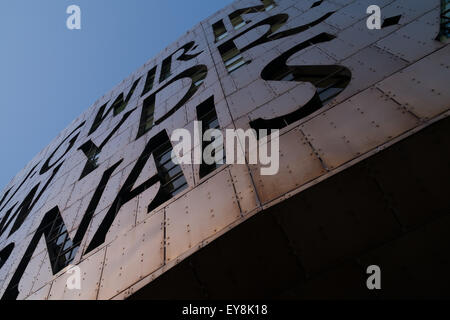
(130, 116), (450, 300)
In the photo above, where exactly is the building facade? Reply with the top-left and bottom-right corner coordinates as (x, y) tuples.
(0, 0), (449, 299)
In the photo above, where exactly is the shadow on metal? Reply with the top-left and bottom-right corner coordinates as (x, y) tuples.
(129, 116), (450, 300)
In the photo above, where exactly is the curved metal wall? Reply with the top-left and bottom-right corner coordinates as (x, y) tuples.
(0, 0), (448, 300)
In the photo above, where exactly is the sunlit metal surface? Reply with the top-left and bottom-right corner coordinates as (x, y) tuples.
(0, 0), (449, 299)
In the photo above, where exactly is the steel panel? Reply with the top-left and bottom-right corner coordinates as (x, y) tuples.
(318, 19), (400, 61)
(229, 164), (259, 215)
(165, 169), (241, 262)
(325, 0), (396, 30)
(98, 128), (133, 165)
(0, 234), (34, 282)
(0, 278), (5, 297)
(60, 161), (85, 194)
(107, 135), (146, 175)
(1, 0), (449, 300)
(98, 212), (164, 300)
(66, 166), (102, 208)
(58, 151), (86, 180)
(227, 79), (276, 119)
(380, 0), (440, 26)
(215, 99), (234, 132)
(159, 98), (189, 137)
(234, 25), (270, 52)
(184, 84), (227, 125)
(280, 1), (339, 32)
(48, 247), (106, 300)
(0, 272), (12, 298)
(154, 81), (190, 124)
(69, 195), (93, 234)
(61, 199), (83, 234)
(250, 128), (326, 204)
(46, 172), (70, 200)
(267, 75), (299, 97)
(89, 116), (113, 144)
(338, 45), (408, 103)
(248, 83), (316, 124)
(17, 251), (46, 300)
(301, 87), (419, 169)
(77, 209), (111, 261)
(136, 186), (162, 226)
(107, 196), (138, 239)
(376, 45), (450, 119)
(30, 253), (53, 296)
(288, 46), (337, 66)
(232, 62), (263, 92)
(96, 171), (123, 216)
(13, 210), (44, 243)
(25, 283), (51, 300)
(375, 8), (443, 63)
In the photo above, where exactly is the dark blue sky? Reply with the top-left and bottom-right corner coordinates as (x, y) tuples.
(0, 0), (231, 190)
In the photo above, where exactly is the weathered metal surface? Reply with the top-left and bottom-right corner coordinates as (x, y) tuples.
(376, 45), (450, 119)
(16, 251), (46, 300)
(301, 87), (419, 169)
(229, 164), (259, 216)
(338, 45), (408, 102)
(165, 169), (241, 262)
(325, 0), (396, 30)
(375, 8), (443, 62)
(30, 252), (53, 297)
(24, 283), (51, 300)
(48, 248), (106, 300)
(98, 212), (164, 299)
(251, 128), (326, 204)
(0, 0), (448, 300)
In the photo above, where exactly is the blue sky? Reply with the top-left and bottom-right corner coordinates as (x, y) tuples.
(0, 0), (231, 190)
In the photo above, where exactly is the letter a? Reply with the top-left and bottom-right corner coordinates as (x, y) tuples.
(366, 5), (381, 30)
(66, 265), (81, 290)
(66, 5), (81, 30)
(366, 265), (381, 290)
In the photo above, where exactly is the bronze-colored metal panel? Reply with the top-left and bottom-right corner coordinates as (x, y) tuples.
(0, 0), (448, 300)
(48, 247), (106, 300)
(339, 45), (408, 102)
(165, 169), (241, 262)
(229, 164), (260, 216)
(381, 0), (439, 26)
(107, 196), (138, 239)
(318, 19), (398, 61)
(325, 0), (396, 30)
(30, 253), (53, 296)
(376, 45), (450, 119)
(250, 128), (326, 204)
(227, 79), (276, 120)
(301, 87), (419, 169)
(25, 283), (51, 300)
(62, 199), (83, 233)
(136, 186), (162, 226)
(375, 8), (443, 62)
(77, 209), (111, 261)
(17, 251), (46, 300)
(249, 83), (317, 123)
(98, 212), (164, 300)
